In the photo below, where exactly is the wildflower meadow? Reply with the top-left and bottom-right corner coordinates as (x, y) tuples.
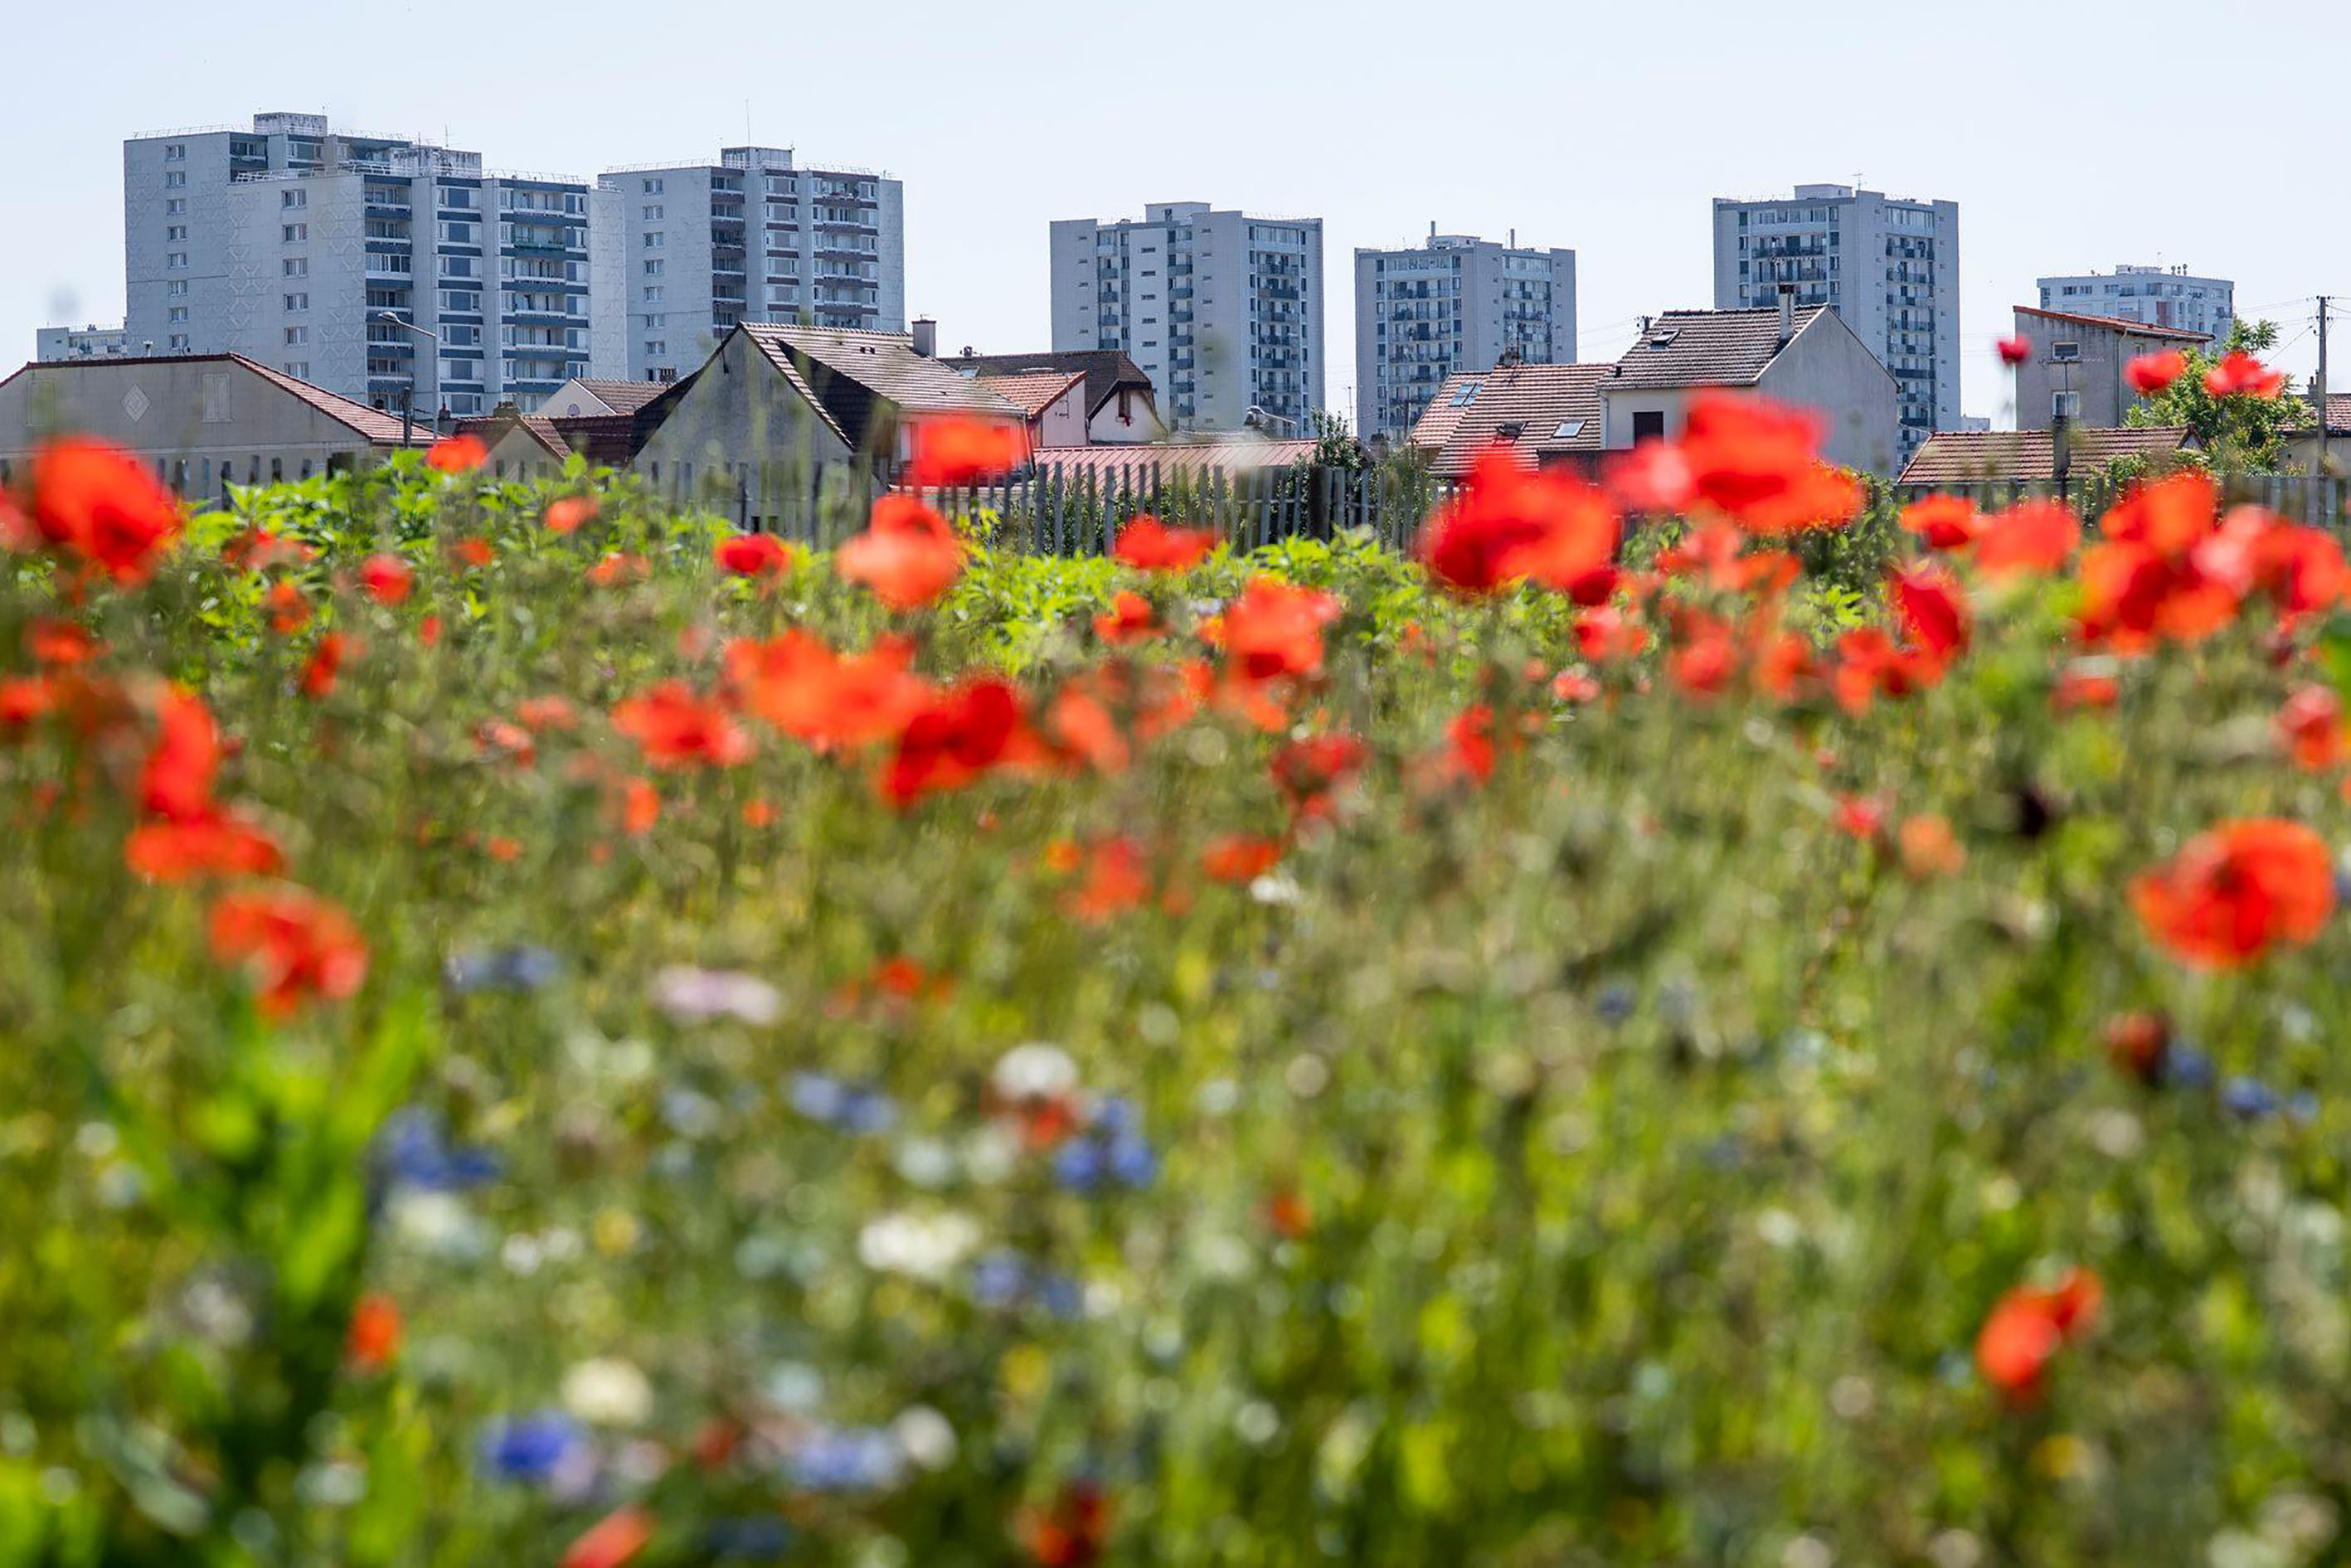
(8, 371), (2351, 1567)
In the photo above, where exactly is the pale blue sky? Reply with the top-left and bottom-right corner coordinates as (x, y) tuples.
(6, 0), (2345, 424)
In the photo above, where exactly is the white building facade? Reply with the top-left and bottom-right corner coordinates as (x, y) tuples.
(1049, 202), (1323, 434)
(2036, 265), (2235, 340)
(591, 148), (906, 385)
(124, 112), (594, 416)
(1712, 183), (1960, 458)
(1353, 231), (1576, 442)
(36, 324), (129, 362)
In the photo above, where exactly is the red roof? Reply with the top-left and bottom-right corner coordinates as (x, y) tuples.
(974, 370), (1088, 420)
(1897, 425), (2196, 484)
(2013, 306), (2210, 344)
(1408, 363), (1609, 476)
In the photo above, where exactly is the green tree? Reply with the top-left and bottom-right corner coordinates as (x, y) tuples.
(2125, 318), (2303, 471)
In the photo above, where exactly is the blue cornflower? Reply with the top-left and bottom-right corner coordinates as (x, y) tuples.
(1595, 983), (1637, 1024)
(479, 1410), (581, 1483)
(789, 1073), (897, 1134)
(1052, 1139), (1104, 1192)
(788, 1426), (903, 1491)
(704, 1517), (794, 1560)
(379, 1109), (499, 1193)
(443, 945), (561, 994)
(2222, 1077), (2281, 1121)
(2165, 1046), (2217, 1091)
(971, 1250), (1029, 1308)
(1105, 1133), (1158, 1188)
(1037, 1272), (1085, 1321)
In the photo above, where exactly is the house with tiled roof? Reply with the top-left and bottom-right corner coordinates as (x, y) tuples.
(1406, 362), (1610, 477)
(2281, 392), (2351, 476)
(2010, 306), (2212, 431)
(1897, 425), (2198, 488)
(971, 369), (1090, 449)
(0, 352), (430, 501)
(1593, 296), (1902, 476)
(624, 323), (1027, 526)
(455, 402), (579, 480)
(537, 377), (682, 420)
(942, 350), (1164, 444)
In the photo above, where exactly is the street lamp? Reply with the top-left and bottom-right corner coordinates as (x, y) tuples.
(375, 311), (443, 447)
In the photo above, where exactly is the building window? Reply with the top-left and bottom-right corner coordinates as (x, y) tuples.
(168, 334), (190, 352)
(2053, 391), (2082, 420)
(281, 188), (307, 209)
(284, 292), (308, 311)
(168, 279), (187, 297)
(643, 260), (664, 276)
(165, 225), (187, 241)
(642, 204), (663, 221)
(642, 177), (663, 194)
(1632, 410), (1667, 443)
(643, 231), (663, 248)
(164, 171), (185, 188)
(645, 340), (666, 358)
(284, 326), (307, 346)
(282, 223), (307, 243)
(163, 142), (186, 161)
(284, 362), (309, 378)
(283, 258), (307, 278)
(166, 198), (185, 216)
(166, 251), (187, 269)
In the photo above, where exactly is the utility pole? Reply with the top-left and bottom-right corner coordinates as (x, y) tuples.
(2315, 295), (2331, 436)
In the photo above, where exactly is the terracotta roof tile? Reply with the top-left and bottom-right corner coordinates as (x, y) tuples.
(943, 350), (1156, 420)
(1897, 425), (2195, 484)
(1407, 363), (1609, 477)
(741, 324), (1023, 454)
(1606, 307), (1829, 390)
(231, 357), (430, 444)
(2013, 306), (2211, 344)
(974, 370), (1088, 420)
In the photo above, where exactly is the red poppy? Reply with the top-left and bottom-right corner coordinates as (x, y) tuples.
(516, 695), (579, 731)
(1833, 794), (1887, 841)
(883, 677), (1028, 805)
(1443, 703), (1500, 784)
(30, 437), (184, 585)
(2130, 818), (2334, 968)
(1221, 577), (1342, 682)
(1972, 500), (2080, 579)
(1832, 627), (1939, 715)
(0, 676), (55, 732)
(1093, 590), (1158, 645)
(418, 613), (444, 648)
(1898, 813), (1966, 877)
(425, 434), (488, 473)
(1899, 495), (1981, 551)
(1977, 1268), (2101, 1403)
(1604, 439), (1696, 515)
(1271, 731), (1368, 818)
(1674, 393), (1862, 535)
(1019, 1482), (1110, 1568)
(838, 494), (964, 609)
(610, 682), (753, 769)
(545, 495), (599, 535)
(124, 813), (284, 881)
(1064, 836), (1151, 921)
(2278, 685), (2348, 770)
(559, 1507), (654, 1568)
(477, 719), (537, 766)
(586, 552), (648, 587)
(725, 631), (931, 751)
(1666, 614), (1740, 699)
(358, 553), (414, 605)
(300, 633), (356, 699)
(2244, 512), (2351, 620)
(0, 488), (32, 552)
(1891, 561), (1970, 662)
(141, 687), (221, 823)
(207, 884), (369, 1017)
(345, 1292), (401, 1371)
(264, 580), (312, 634)
(1202, 833), (1284, 884)
(27, 619), (99, 667)
(1420, 448), (1620, 598)
(2125, 350), (2188, 396)
(2203, 351), (2286, 399)
(905, 415), (1027, 487)
(1113, 517), (1218, 572)
(715, 532), (794, 578)
(1995, 335), (2033, 367)
(1266, 1187), (1313, 1240)
(2052, 664), (2120, 712)
(1574, 604), (1649, 663)
(2077, 473), (2242, 648)
(221, 526), (315, 573)
(619, 776), (660, 836)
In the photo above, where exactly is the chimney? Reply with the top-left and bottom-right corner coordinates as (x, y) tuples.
(1776, 284), (1797, 345)
(911, 318), (937, 357)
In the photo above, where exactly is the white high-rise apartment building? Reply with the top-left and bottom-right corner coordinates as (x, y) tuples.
(36, 324), (129, 362)
(2036, 265), (2235, 341)
(1712, 183), (1960, 455)
(125, 112), (594, 415)
(1049, 202), (1323, 434)
(1353, 231), (1576, 442)
(590, 147), (906, 385)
